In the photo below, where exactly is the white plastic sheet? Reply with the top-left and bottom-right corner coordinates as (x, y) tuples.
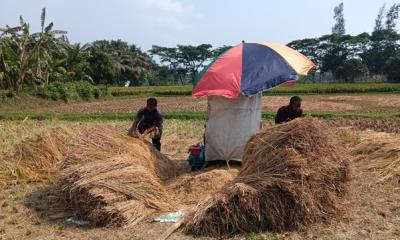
(205, 94), (262, 162)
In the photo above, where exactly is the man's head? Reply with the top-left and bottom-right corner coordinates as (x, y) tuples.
(289, 96), (302, 112)
(146, 98), (158, 112)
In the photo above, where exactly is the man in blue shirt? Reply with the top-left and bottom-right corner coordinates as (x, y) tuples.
(128, 98), (163, 151)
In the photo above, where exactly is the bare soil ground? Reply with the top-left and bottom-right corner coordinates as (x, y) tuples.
(1, 94), (400, 113)
(0, 119), (399, 239)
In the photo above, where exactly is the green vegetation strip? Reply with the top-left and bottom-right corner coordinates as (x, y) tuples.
(109, 83), (400, 96)
(1, 111), (399, 121)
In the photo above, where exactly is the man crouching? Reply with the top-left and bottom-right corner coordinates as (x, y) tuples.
(128, 98), (163, 151)
(275, 96), (303, 124)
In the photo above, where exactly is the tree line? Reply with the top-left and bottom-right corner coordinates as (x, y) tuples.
(289, 3), (400, 82)
(0, 8), (227, 94)
(1, 4), (400, 95)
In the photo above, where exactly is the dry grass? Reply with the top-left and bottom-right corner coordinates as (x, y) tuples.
(328, 118), (400, 134)
(166, 169), (239, 206)
(0, 119), (204, 184)
(0, 127), (75, 182)
(0, 121), (83, 156)
(161, 119), (205, 159)
(351, 130), (400, 182)
(185, 118), (350, 236)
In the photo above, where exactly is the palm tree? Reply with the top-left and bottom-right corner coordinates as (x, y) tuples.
(128, 46), (152, 85)
(108, 40), (151, 85)
(86, 40), (152, 85)
(62, 43), (91, 82)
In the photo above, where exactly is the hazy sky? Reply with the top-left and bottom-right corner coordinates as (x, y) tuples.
(1, 0), (399, 50)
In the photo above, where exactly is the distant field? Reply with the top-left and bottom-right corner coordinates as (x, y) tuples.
(109, 85), (193, 96)
(109, 83), (400, 96)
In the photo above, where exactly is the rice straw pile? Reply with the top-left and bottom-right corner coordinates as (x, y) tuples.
(185, 118), (350, 236)
(0, 127), (75, 182)
(167, 169), (239, 205)
(351, 130), (400, 182)
(55, 125), (177, 227)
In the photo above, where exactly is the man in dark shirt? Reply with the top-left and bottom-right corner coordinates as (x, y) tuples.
(128, 98), (163, 151)
(275, 96), (303, 124)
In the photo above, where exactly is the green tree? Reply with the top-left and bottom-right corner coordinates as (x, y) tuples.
(87, 40), (151, 86)
(361, 4), (400, 75)
(319, 34), (351, 77)
(149, 45), (187, 85)
(0, 16), (32, 92)
(362, 30), (400, 75)
(59, 43), (91, 82)
(177, 44), (213, 85)
(107, 40), (151, 86)
(385, 3), (400, 30)
(146, 64), (176, 86)
(332, 3), (345, 36)
(124, 44), (152, 86)
(88, 41), (115, 85)
(289, 34), (370, 81)
(384, 53), (400, 82)
(0, 37), (19, 90)
(212, 45), (232, 57)
(374, 4), (386, 32)
(336, 58), (369, 82)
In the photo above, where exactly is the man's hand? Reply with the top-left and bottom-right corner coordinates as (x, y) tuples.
(153, 127), (161, 138)
(128, 129), (143, 140)
(137, 134), (144, 140)
(127, 129), (134, 137)
(142, 127), (155, 138)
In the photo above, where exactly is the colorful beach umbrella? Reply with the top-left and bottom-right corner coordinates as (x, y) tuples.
(192, 42), (315, 99)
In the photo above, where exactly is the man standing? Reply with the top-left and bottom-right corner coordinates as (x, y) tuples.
(275, 96), (303, 124)
(128, 98), (163, 151)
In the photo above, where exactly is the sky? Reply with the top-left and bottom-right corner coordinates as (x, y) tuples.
(1, 0), (399, 50)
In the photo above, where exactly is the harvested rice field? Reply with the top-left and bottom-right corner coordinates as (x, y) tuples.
(0, 93), (399, 240)
(0, 116), (399, 240)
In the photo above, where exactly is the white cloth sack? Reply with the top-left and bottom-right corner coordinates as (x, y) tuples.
(205, 94), (262, 162)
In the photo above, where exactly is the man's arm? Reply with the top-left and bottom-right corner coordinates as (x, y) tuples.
(275, 107), (285, 124)
(299, 109), (304, 117)
(128, 108), (144, 136)
(154, 110), (164, 133)
(128, 119), (140, 136)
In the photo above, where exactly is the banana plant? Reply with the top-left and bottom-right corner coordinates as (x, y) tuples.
(30, 8), (67, 86)
(0, 16), (31, 92)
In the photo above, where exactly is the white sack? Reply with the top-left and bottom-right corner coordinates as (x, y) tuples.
(205, 94), (262, 162)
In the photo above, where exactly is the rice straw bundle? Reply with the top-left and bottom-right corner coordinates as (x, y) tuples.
(351, 130), (400, 182)
(61, 125), (175, 181)
(185, 118), (350, 236)
(0, 127), (74, 182)
(55, 125), (177, 227)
